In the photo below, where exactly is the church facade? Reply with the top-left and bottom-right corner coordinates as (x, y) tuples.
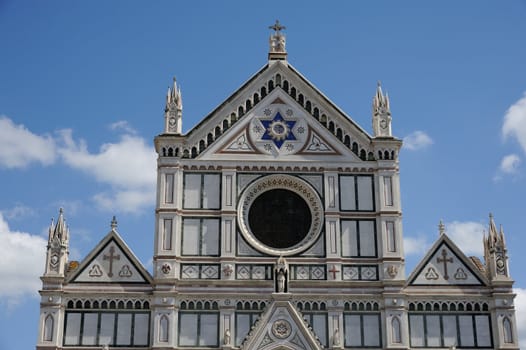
(37, 23), (519, 350)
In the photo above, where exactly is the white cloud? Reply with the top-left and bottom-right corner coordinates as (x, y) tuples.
(2, 204), (37, 220)
(515, 288), (526, 348)
(0, 213), (46, 308)
(503, 93), (526, 153)
(93, 188), (155, 214)
(109, 120), (137, 135)
(57, 129), (157, 213)
(403, 236), (430, 256)
(0, 116), (56, 169)
(500, 154), (521, 174)
(402, 130), (433, 151)
(445, 220), (486, 256)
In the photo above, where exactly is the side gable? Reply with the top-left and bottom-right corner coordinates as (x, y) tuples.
(407, 234), (488, 287)
(67, 230), (153, 284)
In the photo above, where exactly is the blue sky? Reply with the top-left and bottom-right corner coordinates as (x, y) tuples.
(1, 1), (526, 348)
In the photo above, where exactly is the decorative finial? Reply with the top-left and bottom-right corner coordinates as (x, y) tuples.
(372, 81), (392, 137)
(111, 216), (118, 230)
(269, 20), (286, 34)
(268, 20), (287, 61)
(438, 219), (446, 235)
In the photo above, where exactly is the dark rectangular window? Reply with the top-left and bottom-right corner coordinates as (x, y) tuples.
(303, 313), (328, 346)
(235, 312), (259, 346)
(409, 313), (492, 348)
(181, 218), (220, 256)
(183, 173), (220, 209)
(339, 175), (375, 211)
(63, 311), (150, 347)
(179, 312), (219, 347)
(341, 220), (377, 257)
(343, 313), (381, 347)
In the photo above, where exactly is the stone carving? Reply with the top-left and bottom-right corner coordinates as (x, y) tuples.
(454, 267), (467, 280)
(223, 264), (233, 278)
(333, 328), (341, 346)
(88, 264), (103, 277)
(306, 134), (330, 152)
(226, 134), (251, 151)
(275, 256), (288, 293)
(271, 319), (291, 339)
(425, 267), (439, 280)
(387, 265), (398, 278)
(223, 329), (231, 345)
(161, 263), (171, 274)
(118, 264), (132, 277)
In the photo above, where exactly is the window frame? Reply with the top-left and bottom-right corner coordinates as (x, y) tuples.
(408, 313), (493, 348)
(181, 217), (221, 256)
(340, 219), (378, 258)
(183, 173), (221, 210)
(63, 311), (150, 347)
(343, 312), (382, 348)
(178, 311), (220, 347)
(339, 174), (375, 212)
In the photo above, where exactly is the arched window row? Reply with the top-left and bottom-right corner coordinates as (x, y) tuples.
(235, 165), (325, 172)
(344, 301), (380, 311)
(296, 301), (327, 311)
(408, 301), (489, 312)
(236, 300), (268, 310)
(66, 298), (150, 310)
(179, 300), (219, 310)
(377, 149), (397, 160)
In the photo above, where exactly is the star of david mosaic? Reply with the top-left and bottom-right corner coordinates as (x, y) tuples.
(260, 112), (296, 149)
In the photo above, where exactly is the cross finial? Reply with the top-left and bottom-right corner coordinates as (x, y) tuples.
(110, 216), (118, 230)
(269, 20), (286, 34)
(438, 219), (446, 235)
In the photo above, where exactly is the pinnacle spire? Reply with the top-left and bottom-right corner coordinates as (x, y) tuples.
(372, 81), (392, 137)
(111, 216), (118, 230)
(438, 219), (446, 235)
(164, 76), (183, 134)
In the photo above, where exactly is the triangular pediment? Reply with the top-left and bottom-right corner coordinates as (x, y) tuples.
(160, 60), (394, 162)
(67, 230), (152, 284)
(198, 88), (362, 162)
(407, 234), (487, 287)
(240, 298), (323, 350)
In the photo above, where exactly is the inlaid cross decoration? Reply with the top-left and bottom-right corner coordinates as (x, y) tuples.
(103, 246), (121, 277)
(436, 249), (453, 280)
(329, 265), (340, 279)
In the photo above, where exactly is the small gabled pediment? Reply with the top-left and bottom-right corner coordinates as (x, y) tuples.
(67, 230), (152, 284)
(407, 234), (487, 287)
(240, 298), (323, 350)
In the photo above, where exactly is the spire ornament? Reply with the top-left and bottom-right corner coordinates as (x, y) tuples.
(372, 81), (392, 137)
(438, 219), (446, 235)
(268, 20), (287, 61)
(164, 77), (182, 134)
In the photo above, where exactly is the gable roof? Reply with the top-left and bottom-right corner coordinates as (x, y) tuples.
(239, 298), (323, 350)
(156, 60), (401, 161)
(407, 233), (488, 287)
(67, 229), (153, 284)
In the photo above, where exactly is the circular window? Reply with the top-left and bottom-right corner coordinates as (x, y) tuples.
(237, 174), (323, 256)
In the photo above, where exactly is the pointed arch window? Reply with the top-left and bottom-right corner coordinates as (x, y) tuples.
(43, 314), (54, 341)
(503, 317), (513, 343)
(391, 317), (401, 343)
(159, 315), (169, 342)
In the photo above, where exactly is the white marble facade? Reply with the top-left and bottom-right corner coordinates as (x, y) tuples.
(37, 24), (519, 350)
